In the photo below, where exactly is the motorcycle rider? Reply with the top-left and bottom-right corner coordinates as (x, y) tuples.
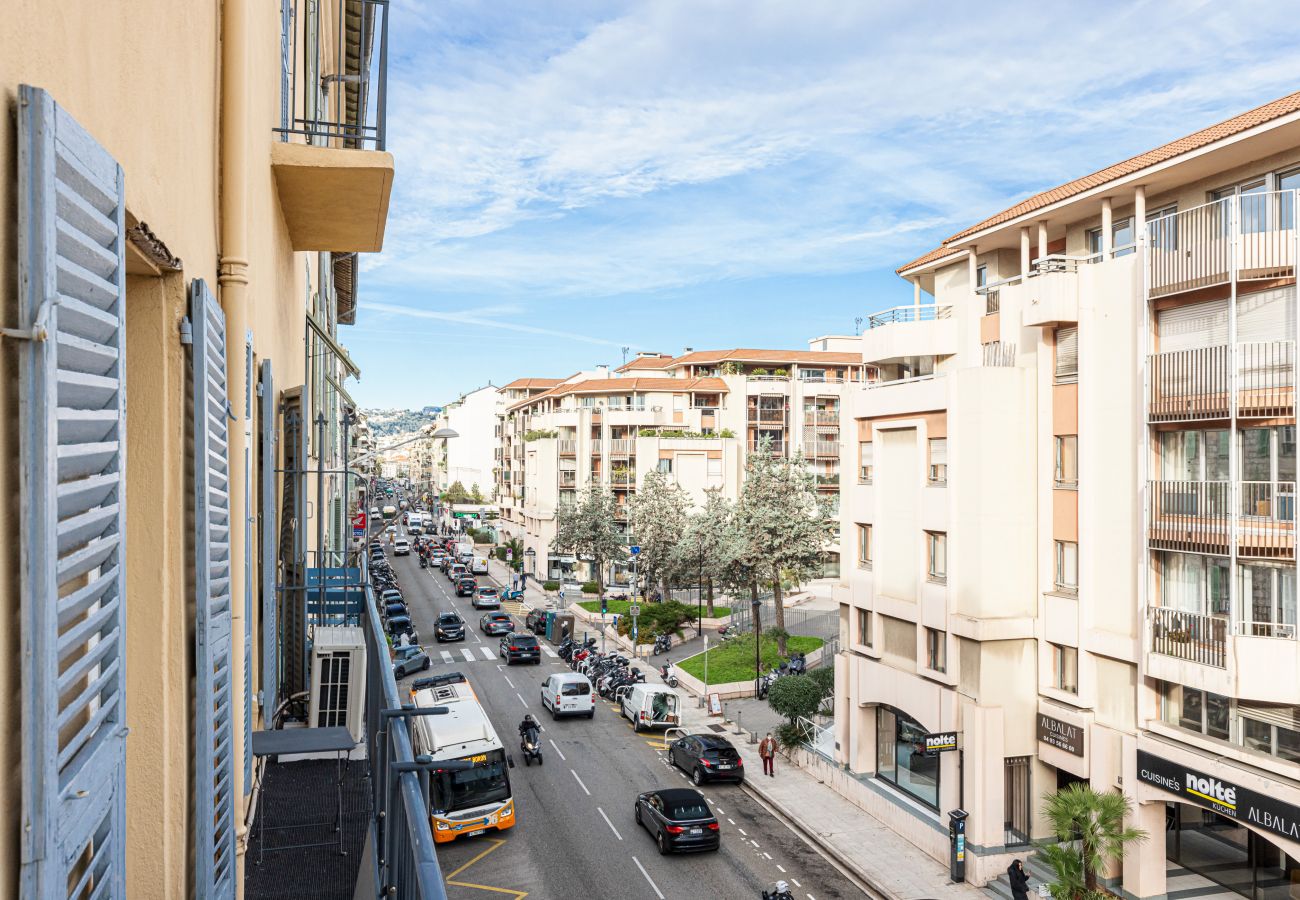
(518, 713), (539, 739)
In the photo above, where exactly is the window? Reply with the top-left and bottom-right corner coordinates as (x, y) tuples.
(1054, 435), (1078, 487)
(928, 438), (947, 483)
(1054, 541), (1078, 593)
(925, 628), (946, 673)
(976, 264), (987, 288)
(656, 458), (672, 475)
(1051, 643), (1078, 694)
(707, 457), (722, 478)
(1161, 683), (1231, 741)
(875, 707), (940, 809)
(1054, 326), (1078, 383)
(857, 608), (872, 646)
(856, 524), (872, 568)
(1086, 217), (1136, 259)
(926, 531), (947, 582)
(1239, 562), (1297, 638)
(859, 441), (873, 483)
(1158, 551), (1230, 616)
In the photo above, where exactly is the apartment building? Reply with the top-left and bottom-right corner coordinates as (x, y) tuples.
(430, 384), (502, 498)
(0, 2), (396, 899)
(500, 348), (869, 585)
(834, 92), (1300, 897)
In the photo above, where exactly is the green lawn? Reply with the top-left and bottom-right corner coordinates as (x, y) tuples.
(677, 634), (823, 684)
(576, 599), (732, 618)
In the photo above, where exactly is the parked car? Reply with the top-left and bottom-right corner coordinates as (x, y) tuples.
(434, 612), (466, 642)
(667, 734), (744, 786)
(541, 672), (595, 718)
(472, 586), (500, 609)
(499, 633), (541, 665)
(379, 589), (403, 606)
(525, 609), (548, 634)
(479, 612), (515, 636)
(394, 539), (410, 556)
(633, 788), (720, 855)
(392, 644), (424, 663)
(394, 648), (431, 678)
(387, 615), (418, 645)
(384, 602), (408, 621)
(456, 577), (478, 598)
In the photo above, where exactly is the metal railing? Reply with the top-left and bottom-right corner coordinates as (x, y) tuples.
(277, 0), (389, 150)
(609, 439), (634, 456)
(747, 408), (787, 423)
(1148, 480), (1230, 554)
(558, 472), (577, 488)
(609, 469), (633, 486)
(804, 411), (840, 426)
(558, 439), (577, 455)
(746, 374), (791, 382)
(1148, 341), (1294, 422)
(865, 304), (953, 329)
(1239, 481), (1296, 559)
(797, 375), (846, 384)
(982, 341), (1017, 367)
(359, 575), (447, 898)
(807, 442), (840, 458)
(1149, 606), (1227, 668)
(748, 440), (787, 454)
(1239, 340), (1296, 418)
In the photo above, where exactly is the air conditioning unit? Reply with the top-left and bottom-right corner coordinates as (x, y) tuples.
(309, 625), (367, 742)
(651, 405), (663, 412)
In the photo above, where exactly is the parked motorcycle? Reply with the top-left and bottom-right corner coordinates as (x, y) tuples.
(757, 667), (781, 700)
(717, 622), (741, 640)
(652, 634), (672, 656)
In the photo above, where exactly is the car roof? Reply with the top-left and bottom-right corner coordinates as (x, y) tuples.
(511, 633), (538, 642)
(655, 787), (708, 806)
(478, 586), (496, 592)
(549, 671), (590, 682)
(437, 612), (462, 621)
(695, 735), (735, 749)
(486, 612), (511, 619)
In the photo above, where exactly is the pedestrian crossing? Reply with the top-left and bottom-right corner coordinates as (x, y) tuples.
(432, 644), (560, 665)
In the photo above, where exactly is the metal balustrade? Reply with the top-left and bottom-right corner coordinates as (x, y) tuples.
(1149, 606), (1227, 668)
(1239, 481), (1296, 559)
(865, 304), (953, 329)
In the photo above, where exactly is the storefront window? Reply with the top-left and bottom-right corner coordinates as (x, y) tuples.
(875, 707), (940, 809)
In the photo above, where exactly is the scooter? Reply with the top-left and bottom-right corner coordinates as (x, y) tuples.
(500, 587), (525, 602)
(520, 727), (543, 766)
(659, 662), (678, 689)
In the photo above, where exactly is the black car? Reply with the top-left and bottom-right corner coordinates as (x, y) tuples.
(633, 788), (720, 854)
(386, 615), (418, 644)
(434, 612), (466, 642)
(384, 602), (408, 621)
(499, 633), (541, 665)
(456, 577), (477, 597)
(525, 609), (548, 634)
(667, 734), (745, 785)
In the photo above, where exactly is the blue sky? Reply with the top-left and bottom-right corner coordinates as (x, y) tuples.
(349, 0), (1300, 409)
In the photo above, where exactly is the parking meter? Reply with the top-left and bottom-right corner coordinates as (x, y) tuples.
(948, 809), (968, 882)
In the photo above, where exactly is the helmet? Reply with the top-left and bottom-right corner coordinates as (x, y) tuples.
(523, 714), (536, 724)
(774, 882), (790, 893)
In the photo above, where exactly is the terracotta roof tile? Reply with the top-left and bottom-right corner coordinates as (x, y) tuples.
(615, 354), (675, 373)
(896, 89), (1300, 275)
(507, 377), (728, 411)
(499, 377), (563, 391)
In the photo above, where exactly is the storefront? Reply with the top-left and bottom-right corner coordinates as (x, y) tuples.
(876, 706), (940, 809)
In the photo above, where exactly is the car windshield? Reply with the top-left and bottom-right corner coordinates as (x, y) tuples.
(431, 749), (511, 814)
(438, 615), (461, 625)
(666, 799), (710, 820)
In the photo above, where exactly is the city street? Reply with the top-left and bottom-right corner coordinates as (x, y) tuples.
(388, 537), (865, 900)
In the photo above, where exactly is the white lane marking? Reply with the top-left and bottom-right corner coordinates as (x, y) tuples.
(516, 692), (529, 708)
(549, 739), (566, 761)
(728, 819), (736, 826)
(460, 649), (475, 663)
(792, 879), (802, 887)
(737, 827), (747, 835)
(631, 856), (664, 900)
(440, 651), (453, 664)
(479, 646), (495, 660)
(750, 839), (759, 848)
(776, 864), (786, 873)
(597, 806), (623, 841)
(502, 673), (515, 689)
(807, 894), (816, 900)
(763, 852), (772, 860)
(570, 769), (591, 796)
(542, 645), (558, 658)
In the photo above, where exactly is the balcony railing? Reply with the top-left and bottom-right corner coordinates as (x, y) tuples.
(1149, 606), (1227, 668)
(1147, 341), (1294, 422)
(559, 472), (577, 488)
(1240, 481), (1296, 558)
(748, 408), (787, 424)
(866, 303), (953, 329)
(610, 439), (634, 456)
(747, 375), (791, 383)
(815, 472), (841, 487)
(798, 375), (846, 384)
(609, 470), (633, 486)
(748, 440), (787, 454)
(804, 411), (840, 426)
(1148, 191), (1298, 298)
(807, 441), (841, 458)
(558, 439), (577, 456)
(277, 0), (389, 150)
(1149, 480), (1230, 554)
(1239, 340), (1296, 418)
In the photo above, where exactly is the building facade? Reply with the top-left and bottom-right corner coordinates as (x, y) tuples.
(0, 1), (393, 898)
(834, 91), (1300, 897)
(432, 384), (502, 500)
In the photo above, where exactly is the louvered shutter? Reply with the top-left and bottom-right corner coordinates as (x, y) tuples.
(1156, 299), (1229, 351)
(260, 360), (279, 716)
(929, 439), (948, 466)
(17, 84), (129, 900)
(243, 335), (253, 793)
(1055, 326), (1079, 381)
(189, 279), (236, 899)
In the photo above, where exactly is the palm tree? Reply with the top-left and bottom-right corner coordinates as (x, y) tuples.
(1039, 784), (1146, 899)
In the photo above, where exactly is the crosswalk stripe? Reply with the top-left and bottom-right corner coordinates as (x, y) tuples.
(440, 651), (453, 664)
(479, 646), (495, 660)
(542, 646), (558, 658)
(460, 649), (475, 663)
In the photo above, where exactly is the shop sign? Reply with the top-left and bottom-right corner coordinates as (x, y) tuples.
(1038, 713), (1084, 757)
(1136, 750), (1300, 842)
(923, 731), (959, 754)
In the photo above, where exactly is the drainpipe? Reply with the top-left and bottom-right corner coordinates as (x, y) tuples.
(219, 0), (253, 875)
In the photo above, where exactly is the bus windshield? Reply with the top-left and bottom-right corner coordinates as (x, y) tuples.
(432, 749), (511, 814)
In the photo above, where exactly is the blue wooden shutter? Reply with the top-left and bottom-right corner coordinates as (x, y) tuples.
(259, 359), (279, 716)
(17, 84), (129, 900)
(190, 279), (236, 899)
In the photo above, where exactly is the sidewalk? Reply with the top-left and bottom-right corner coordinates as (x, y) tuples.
(676, 694), (985, 900)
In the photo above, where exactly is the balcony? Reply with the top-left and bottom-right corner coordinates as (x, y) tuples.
(559, 471), (577, 488)
(804, 411), (840, 426)
(748, 408), (787, 425)
(558, 439), (577, 456)
(1148, 479), (1294, 559)
(1148, 341), (1294, 422)
(609, 468), (633, 487)
(860, 303), (957, 365)
(807, 441), (840, 458)
(1149, 606), (1227, 668)
(272, 0), (394, 252)
(748, 440), (787, 455)
(610, 439), (634, 457)
(1020, 256), (1082, 328)
(1239, 481), (1296, 558)
(815, 472), (840, 488)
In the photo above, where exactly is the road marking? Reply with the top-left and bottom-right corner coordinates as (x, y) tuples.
(750, 839), (759, 848)
(440, 651), (453, 664)
(502, 673), (515, 689)
(807, 894), (816, 900)
(728, 819), (736, 825)
(443, 837), (528, 899)
(460, 649), (475, 663)
(597, 806), (623, 840)
(776, 864), (786, 873)
(737, 827), (747, 835)
(763, 852), (772, 860)
(570, 769), (591, 796)
(631, 856), (664, 900)
(516, 692), (529, 708)
(542, 646), (558, 658)
(480, 646), (495, 660)
(548, 739), (566, 761)
(792, 879), (802, 887)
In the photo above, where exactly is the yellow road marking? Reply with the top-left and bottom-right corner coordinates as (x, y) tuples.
(445, 838), (528, 899)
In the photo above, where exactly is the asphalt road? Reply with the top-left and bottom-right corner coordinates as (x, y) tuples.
(383, 529), (865, 900)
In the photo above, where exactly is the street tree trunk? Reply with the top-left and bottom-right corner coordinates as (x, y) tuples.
(771, 564), (787, 656)
(705, 576), (715, 617)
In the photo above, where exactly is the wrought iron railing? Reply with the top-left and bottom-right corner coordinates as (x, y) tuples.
(1149, 606), (1227, 668)
(278, 0), (389, 150)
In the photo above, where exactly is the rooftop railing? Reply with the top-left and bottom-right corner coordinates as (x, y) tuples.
(865, 304), (953, 329)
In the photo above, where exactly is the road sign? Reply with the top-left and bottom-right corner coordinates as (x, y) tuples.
(628, 604), (641, 617)
(506, 549), (513, 562)
(629, 545), (640, 555)
(352, 511), (367, 529)
(352, 526), (365, 538)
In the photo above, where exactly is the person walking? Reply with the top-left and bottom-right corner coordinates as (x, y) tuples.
(1007, 860), (1030, 900)
(759, 732), (777, 777)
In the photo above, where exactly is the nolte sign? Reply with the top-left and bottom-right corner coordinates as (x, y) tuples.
(923, 732), (959, 754)
(1136, 750), (1300, 842)
(1038, 713), (1084, 757)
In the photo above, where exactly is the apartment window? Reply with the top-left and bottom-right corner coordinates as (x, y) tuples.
(1239, 562), (1297, 638)
(1161, 683), (1231, 741)
(1086, 217), (1135, 259)
(656, 458), (672, 475)
(928, 438), (947, 484)
(857, 608), (872, 646)
(1054, 540), (1078, 593)
(1158, 551), (1230, 617)
(859, 441), (873, 483)
(975, 264), (987, 288)
(856, 524), (872, 568)
(1241, 707), (1300, 764)
(1054, 326), (1078, 383)
(707, 458), (722, 478)
(1054, 435), (1078, 487)
(1051, 643), (1078, 694)
(926, 531), (947, 583)
(925, 628), (946, 673)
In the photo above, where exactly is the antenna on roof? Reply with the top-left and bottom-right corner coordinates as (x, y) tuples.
(621, 346), (629, 366)
(854, 316), (864, 336)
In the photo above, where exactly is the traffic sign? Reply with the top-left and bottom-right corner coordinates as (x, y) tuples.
(352, 526), (365, 538)
(629, 545), (640, 555)
(629, 604), (641, 617)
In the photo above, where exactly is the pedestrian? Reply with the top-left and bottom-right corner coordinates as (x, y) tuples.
(1007, 860), (1030, 900)
(759, 732), (777, 777)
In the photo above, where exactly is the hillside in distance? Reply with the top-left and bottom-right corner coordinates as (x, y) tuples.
(363, 406), (441, 439)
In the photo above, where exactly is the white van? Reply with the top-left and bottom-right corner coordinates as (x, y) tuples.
(541, 672), (595, 719)
(619, 684), (680, 732)
(470, 557), (489, 575)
